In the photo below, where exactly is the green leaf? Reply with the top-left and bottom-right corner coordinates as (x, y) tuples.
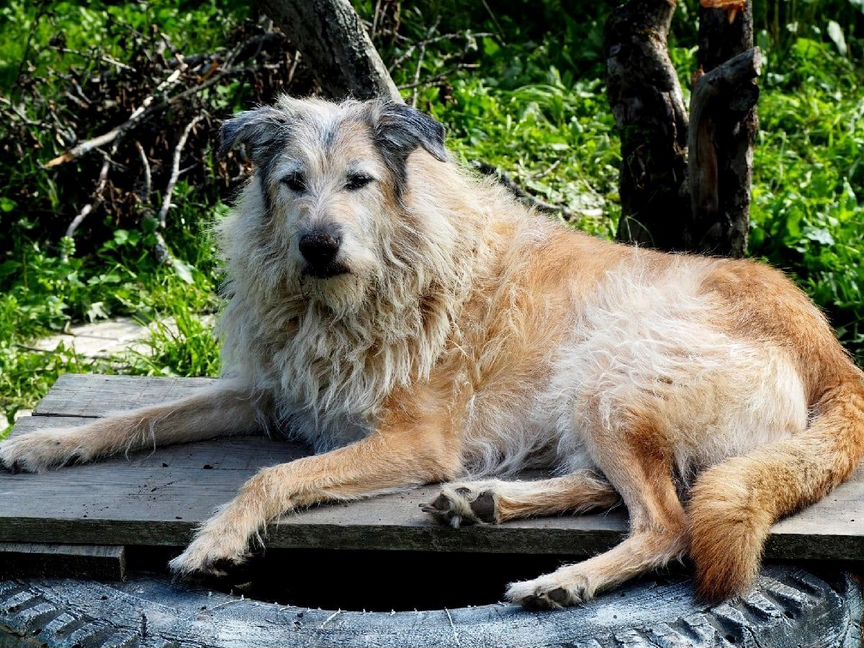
(170, 258), (194, 284)
(86, 301), (109, 322)
(827, 21), (847, 56)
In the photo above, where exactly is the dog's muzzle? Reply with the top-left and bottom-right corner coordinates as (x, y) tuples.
(299, 228), (349, 278)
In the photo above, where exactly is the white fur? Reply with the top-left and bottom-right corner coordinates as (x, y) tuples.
(540, 256), (808, 481)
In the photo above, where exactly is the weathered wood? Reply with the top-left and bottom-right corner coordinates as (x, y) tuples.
(2, 374), (864, 561)
(33, 373), (216, 418)
(260, 0), (400, 102)
(689, 0), (759, 256)
(2, 415), (626, 556)
(0, 543), (125, 580)
(605, 0), (691, 250)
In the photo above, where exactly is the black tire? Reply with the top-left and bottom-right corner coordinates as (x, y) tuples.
(0, 565), (860, 648)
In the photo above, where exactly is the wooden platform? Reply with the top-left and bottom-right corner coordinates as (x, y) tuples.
(2, 374), (864, 567)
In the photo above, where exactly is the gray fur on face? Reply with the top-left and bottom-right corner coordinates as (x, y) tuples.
(219, 106), (293, 166)
(368, 101), (448, 195)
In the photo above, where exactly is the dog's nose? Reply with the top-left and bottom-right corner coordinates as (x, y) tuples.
(299, 229), (341, 267)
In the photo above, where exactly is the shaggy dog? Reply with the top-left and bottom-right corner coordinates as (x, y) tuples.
(2, 97), (863, 608)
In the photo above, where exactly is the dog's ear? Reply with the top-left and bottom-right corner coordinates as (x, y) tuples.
(219, 106), (293, 165)
(371, 101), (448, 165)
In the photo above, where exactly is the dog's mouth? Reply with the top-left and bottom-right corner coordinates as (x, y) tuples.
(302, 262), (351, 279)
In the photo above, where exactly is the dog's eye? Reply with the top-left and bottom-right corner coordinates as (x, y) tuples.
(282, 172), (306, 193)
(345, 173), (373, 192)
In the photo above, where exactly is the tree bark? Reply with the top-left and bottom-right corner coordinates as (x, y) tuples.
(605, 0), (691, 250)
(690, 0), (759, 257)
(260, 0), (400, 102)
(688, 47), (761, 256)
(606, 0), (761, 257)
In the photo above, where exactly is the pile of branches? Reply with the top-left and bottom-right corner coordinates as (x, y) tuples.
(0, 16), (314, 257)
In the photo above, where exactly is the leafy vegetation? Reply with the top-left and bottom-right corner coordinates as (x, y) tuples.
(1, 0), (863, 432)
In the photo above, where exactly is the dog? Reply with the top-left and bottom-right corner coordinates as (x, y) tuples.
(2, 96), (863, 608)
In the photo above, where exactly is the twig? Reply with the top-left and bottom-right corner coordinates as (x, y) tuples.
(411, 33), (430, 108)
(320, 608), (343, 630)
(371, 0), (383, 39)
(389, 31), (494, 71)
(134, 140), (152, 205)
(397, 64), (478, 91)
(398, 72), (449, 91)
(65, 143), (118, 240)
(287, 50), (301, 85)
(57, 47), (135, 72)
(479, 0), (504, 39)
(472, 162), (580, 221)
(45, 64), (187, 168)
(0, 95), (39, 126)
(157, 115), (204, 228)
(44, 61), (252, 170)
(411, 18), (440, 107)
(534, 159), (562, 179)
(444, 608), (460, 646)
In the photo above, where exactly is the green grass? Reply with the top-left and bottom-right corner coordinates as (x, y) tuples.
(1, 0), (863, 433)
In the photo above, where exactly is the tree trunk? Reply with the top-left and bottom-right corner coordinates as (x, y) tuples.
(689, 0), (759, 257)
(260, 0), (400, 102)
(606, 0), (761, 257)
(605, 0), (691, 250)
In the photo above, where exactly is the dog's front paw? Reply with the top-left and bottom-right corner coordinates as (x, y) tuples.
(169, 529), (251, 577)
(505, 571), (594, 609)
(0, 429), (89, 473)
(421, 482), (500, 528)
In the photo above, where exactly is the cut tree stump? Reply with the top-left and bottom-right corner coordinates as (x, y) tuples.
(1, 373), (864, 579)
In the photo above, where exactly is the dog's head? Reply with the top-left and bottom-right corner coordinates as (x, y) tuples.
(220, 97), (449, 313)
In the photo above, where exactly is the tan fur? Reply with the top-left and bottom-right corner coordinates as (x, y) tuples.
(2, 97), (863, 606)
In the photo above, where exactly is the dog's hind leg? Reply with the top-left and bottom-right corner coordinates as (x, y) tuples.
(421, 472), (620, 527)
(505, 418), (688, 608)
(0, 380), (262, 472)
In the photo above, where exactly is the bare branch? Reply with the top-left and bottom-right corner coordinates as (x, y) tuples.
(411, 19), (440, 108)
(389, 31), (494, 71)
(45, 65), (187, 168)
(472, 162), (581, 222)
(65, 143), (118, 240)
(134, 140), (152, 206)
(157, 115), (204, 229)
(57, 47), (135, 72)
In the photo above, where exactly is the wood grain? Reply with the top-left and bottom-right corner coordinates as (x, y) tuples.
(0, 543), (125, 580)
(2, 374), (864, 561)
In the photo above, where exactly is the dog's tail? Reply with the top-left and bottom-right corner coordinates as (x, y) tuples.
(688, 362), (864, 602)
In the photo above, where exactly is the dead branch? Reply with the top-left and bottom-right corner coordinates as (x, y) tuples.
(65, 143), (118, 240)
(0, 95), (39, 126)
(389, 31), (494, 71)
(45, 65), (187, 169)
(157, 115), (204, 228)
(57, 47), (135, 72)
(134, 141), (152, 205)
(411, 19), (440, 108)
(473, 162), (580, 222)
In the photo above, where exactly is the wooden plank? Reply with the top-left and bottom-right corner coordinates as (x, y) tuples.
(34, 373), (217, 418)
(2, 416), (625, 556)
(2, 374), (864, 561)
(0, 543), (125, 580)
